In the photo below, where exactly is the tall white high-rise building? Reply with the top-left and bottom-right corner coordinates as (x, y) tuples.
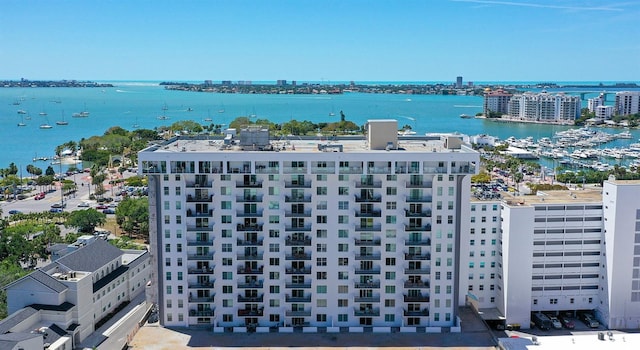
(588, 94), (605, 113)
(138, 120), (479, 332)
(615, 91), (640, 116)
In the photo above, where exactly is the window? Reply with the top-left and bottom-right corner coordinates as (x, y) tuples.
(385, 285), (395, 293)
(338, 299), (349, 307)
(338, 229), (349, 238)
(317, 215), (327, 224)
(386, 258), (396, 266)
(338, 243), (349, 252)
(221, 215), (232, 224)
(222, 258), (232, 266)
(338, 271), (349, 280)
(177, 272), (183, 281)
(269, 229), (280, 238)
(222, 243), (232, 252)
(222, 271), (232, 280)
(317, 243), (327, 252)
(166, 272), (171, 281)
(269, 201), (279, 209)
(317, 229), (327, 238)
(386, 215), (396, 224)
(269, 215), (279, 224)
(317, 272), (327, 279)
(269, 272), (279, 280)
(317, 257), (327, 266)
(269, 243), (279, 252)
(317, 187), (327, 195)
(317, 201), (327, 210)
(387, 187), (397, 195)
(385, 243), (396, 252)
(338, 215), (349, 224)
(338, 201), (349, 210)
(338, 285), (349, 293)
(317, 285), (328, 293)
(386, 271), (395, 280)
(338, 187), (349, 195)
(270, 285), (280, 293)
(268, 187), (279, 195)
(269, 258), (279, 266)
(221, 201), (232, 210)
(338, 314), (348, 322)
(338, 258), (349, 266)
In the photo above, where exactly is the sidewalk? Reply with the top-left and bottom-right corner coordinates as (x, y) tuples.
(78, 292), (150, 349)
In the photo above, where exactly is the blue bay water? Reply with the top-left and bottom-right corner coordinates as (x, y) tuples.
(1, 83), (639, 174)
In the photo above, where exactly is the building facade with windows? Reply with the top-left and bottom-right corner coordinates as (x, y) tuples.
(139, 120), (479, 332)
(614, 91), (640, 116)
(483, 89), (512, 116)
(507, 92), (581, 123)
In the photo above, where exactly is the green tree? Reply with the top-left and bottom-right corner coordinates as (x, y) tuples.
(65, 209), (107, 233)
(45, 166), (55, 176)
(116, 197), (149, 238)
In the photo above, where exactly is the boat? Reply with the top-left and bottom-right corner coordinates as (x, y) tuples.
(17, 114), (26, 127)
(460, 114), (472, 119)
(187, 107), (193, 112)
(158, 103), (170, 120)
(17, 109), (26, 114)
(72, 103), (90, 117)
(39, 122), (53, 129)
(56, 110), (68, 125)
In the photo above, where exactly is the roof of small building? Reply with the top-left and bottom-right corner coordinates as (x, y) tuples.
(0, 332), (41, 350)
(501, 188), (603, 206)
(56, 238), (123, 273)
(4, 269), (68, 294)
(0, 307), (38, 334)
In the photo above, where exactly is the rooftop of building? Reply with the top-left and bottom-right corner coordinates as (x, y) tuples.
(501, 188), (603, 206)
(142, 133), (477, 155)
(604, 178), (640, 186)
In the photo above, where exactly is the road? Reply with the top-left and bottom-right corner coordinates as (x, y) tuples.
(1, 169), (134, 218)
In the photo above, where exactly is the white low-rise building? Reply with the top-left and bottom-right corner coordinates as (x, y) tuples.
(2, 237), (151, 347)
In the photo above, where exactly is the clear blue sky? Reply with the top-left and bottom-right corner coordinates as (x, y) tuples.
(1, 0), (638, 82)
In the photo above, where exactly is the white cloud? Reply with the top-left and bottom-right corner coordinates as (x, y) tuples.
(450, 0), (624, 11)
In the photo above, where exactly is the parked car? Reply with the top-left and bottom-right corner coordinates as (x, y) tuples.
(8, 210), (22, 215)
(49, 208), (63, 213)
(96, 204), (108, 210)
(548, 316), (563, 329)
(558, 315), (575, 329)
(34, 192), (45, 200)
(77, 202), (90, 207)
(51, 202), (66, 209)
(531, 313), (552, 330)
(579, 313), (600, 328)
(102, 208), (116, 214)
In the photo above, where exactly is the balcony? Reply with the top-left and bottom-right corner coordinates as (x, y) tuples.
(285, 195), (312, 203)
(404, 294), (430, 302)
(405, 181), (432, 188)
(187, 253), (214, 261)
(285, 267), (312, 274)
(355, 253), (381, 261)
(255, 165), (279, 174)
(237, 266), (263, 274)
(405, 238), (431, 246)
(367, 167), (391, 175)
(404, 253), (431, 260)
(404, 281), (430, 289)
(406, 196), (432, 203)
(285, 180), (312, 188)
(285, 294), (312, 303)
(404, 209), (432, 217)
(236, 180), (263, 188)
(285, 210), (312, 217)
(283, 167), (308, 174)
(186, 209), (213, 218)
(354, 194), (382, 203)
(355, 224), (381, 232)
(285, 282), (312, 288)
(188, 267), (214, 275)
(285, 252), (312, 260)
(404, 308), (429, 317)
(285, 225), (312, 232)
(236, 238), (264, 246)
(355, 210), (381, 218)
(237, 253), (264, 261)
(187, 239), (214, 246)
(238, 308), (264, 317)
(354, 308), (380, 317)
(187, 224), (214, 232)
(237, 294), (264, 303)
(404, 268), (430, 274)
(404, 225), (431, 232)
(236, 194), (263, 203)
(354, 238), (381, 246)
(187, 194), (213, 202)
(285, 237), (312, 246)
(236, 209), (264, 217)
(286, 309), (311, 317)
(311, 166), (335, 174)
(189, 309), (215, 317)
(238, 280), (263, 288)
(188, 281), (215, 289)
(188, 296), (215, 303)
(236, 224), (263, 232)
(355, 267), (381, 274)
(355, 180), (382, 188)
(354, 279), (380, 288)
(186, 181), (213, 188)
(338, 166), (363, 174)
(354, 295), (380, 303)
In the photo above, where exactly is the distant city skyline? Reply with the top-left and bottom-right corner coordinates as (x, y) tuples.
(1, 0), (638, 82)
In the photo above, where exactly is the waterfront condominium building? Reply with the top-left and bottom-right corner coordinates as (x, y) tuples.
(138, 120), (479, 332)
(507, 92), (581, 123)
(482, 89), (512, 116)
(588, 94), (605, 113)
(614, 91), (640, 116)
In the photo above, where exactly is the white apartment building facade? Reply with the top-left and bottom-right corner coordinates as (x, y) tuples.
(614, 91), (640, 116)
(139, 120), (479, 332)
(588, 94), (605, 113)
(595, 105), (614, 119)
(507, 92), (581, 123)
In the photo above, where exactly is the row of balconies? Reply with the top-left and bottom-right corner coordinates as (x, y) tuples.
(187, 307), (431, 319)
(186, 194), (214, 202)
(236, 238), (264, 246)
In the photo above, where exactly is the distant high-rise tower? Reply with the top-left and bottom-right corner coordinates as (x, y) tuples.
(456, 76), (463, 89)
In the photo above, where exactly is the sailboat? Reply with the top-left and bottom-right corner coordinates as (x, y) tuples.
(72, 103), (90, 118)
(157, 103), (170, 120)
(218, 102), (225, 113)
(40, 117), (53, 129)
(56, 110), (68, 125)
(329, 106), (335, 116)
(17, 115), (26, 127)
(133, 116), (140, 129)
(204, 109), (213, 122)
